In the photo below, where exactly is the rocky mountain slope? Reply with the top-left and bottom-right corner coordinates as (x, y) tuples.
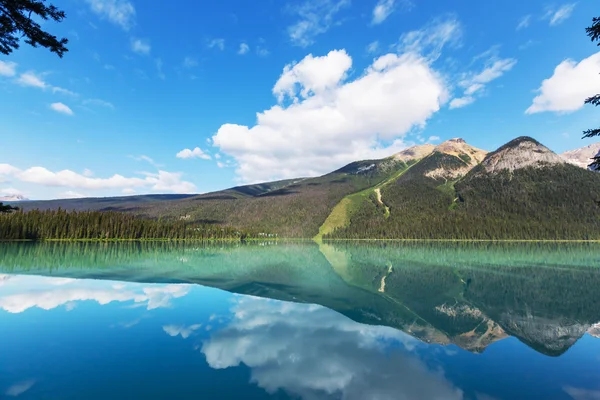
(561, 142), (600, 170)
(15, 136), (600, 239)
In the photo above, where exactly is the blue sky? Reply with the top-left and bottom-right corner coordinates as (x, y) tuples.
(0, 0), (599, 200)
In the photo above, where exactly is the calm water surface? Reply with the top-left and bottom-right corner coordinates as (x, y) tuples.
(1, 241), (599, 399)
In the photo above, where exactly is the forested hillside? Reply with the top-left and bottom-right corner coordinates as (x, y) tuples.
(326, 138), (600, 240)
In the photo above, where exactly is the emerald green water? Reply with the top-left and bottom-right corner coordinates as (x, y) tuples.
(1, 241), (599, 399)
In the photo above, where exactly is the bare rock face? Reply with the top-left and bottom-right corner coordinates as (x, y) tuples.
(392, 144), (435, 163)
(588, 322), (600, 338)
(481, 137), (565, 174)
(424, 138), (488, 180)
(561, 142), (600, 171)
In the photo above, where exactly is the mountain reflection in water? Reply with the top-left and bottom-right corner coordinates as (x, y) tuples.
(1, 241), (600, 399)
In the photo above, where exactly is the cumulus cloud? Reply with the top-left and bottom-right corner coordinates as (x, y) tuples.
(450, 52), (517, 109)
(201, 297), (462, 399)
(208, 38), (225, 51)
(50, 102), (74, 115)
(0, 275), (190, 313)
(0, 164), (197, 194)
(526, 52), (600, 114)
(211, 45), (448, 182)
(372, 0), (396, 24)
(131, 38), (151, 55)
(543, 3), (576, 26)
(238, 43), (250, 55)
(287, 0), (350, 47)
(0, 60), (17, 77)
(176, 147), (211, 160)
(85, 0), (136, 30)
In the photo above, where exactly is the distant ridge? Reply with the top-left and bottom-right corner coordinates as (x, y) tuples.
(561, 142), (600, 171)
(392, 144), (435, 162)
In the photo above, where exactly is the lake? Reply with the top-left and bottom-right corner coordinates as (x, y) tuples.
(1, 241), (599, 399)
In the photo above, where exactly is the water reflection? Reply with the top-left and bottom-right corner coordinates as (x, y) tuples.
(1, 240), (600, 358)
(1, 271), (600, 399)
(0, 273), (190, 313)
(201, 296), (462, 400)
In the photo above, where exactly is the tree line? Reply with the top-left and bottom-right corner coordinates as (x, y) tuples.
(0, 208), (247, 240)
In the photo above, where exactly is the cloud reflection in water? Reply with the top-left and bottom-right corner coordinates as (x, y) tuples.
(202, 296), (463, 400)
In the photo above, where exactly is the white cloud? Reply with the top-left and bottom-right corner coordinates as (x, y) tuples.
(450, 50), (517, 109)
(273, 50), (352, 102)
(0, 188), (25, 197)
(0, 60), (17, 77)
(201, 297), (462, 400)
(0, 164), (196, 194)
(544, 3), (576, 26)
(131, 38), (151, 55)
(16, 71), (46, 88)
(238, 43), (250, 55)
(0, 275), (190, 313)
(83, 98), (115, 109)
(85, 0), (136, 30)
(122, 188), (136, 194)
(372, 0), (396, 24)
(287, 0), (350, 47)
(163, 324), (202, 339)
(183, 56), (198, 68)
(15, 71), (76, 95)
(50, 102), (74, 116)
(60, 190), (87, 198)
(208, 38), (225, 51)
(212, 47), (448, 183)
(428, 135), (441, 142)
(516, 15), (531, 30)
(526, 52), (600, 114)
(449, 97), (475, 109)
(83, 168), (94, 177)
(397, 16), (462, 61)
(176, 147), (211, 160)
(366, 40), (380, 54)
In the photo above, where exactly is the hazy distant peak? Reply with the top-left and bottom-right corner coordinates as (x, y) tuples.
(392, 144), (435, 162)
(482, 136), (565, 173)
(560, 142), (600, 171)
(0, 194), (29, 202)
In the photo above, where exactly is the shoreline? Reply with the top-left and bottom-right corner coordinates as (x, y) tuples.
(1, 238), (600, 243)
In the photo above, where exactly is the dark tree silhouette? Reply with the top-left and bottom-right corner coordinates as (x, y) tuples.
(0, 0), (68, 57)
(0, 202), (19, 213)
(583, 16), (600, 170)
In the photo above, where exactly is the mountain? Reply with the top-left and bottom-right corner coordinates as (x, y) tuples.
(16, 136), (600, 240)
(327, 136), (600, 240)
(561, 142), (600, 171)
(478, 136), (565, 174)
(0, 194), (29, 202)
